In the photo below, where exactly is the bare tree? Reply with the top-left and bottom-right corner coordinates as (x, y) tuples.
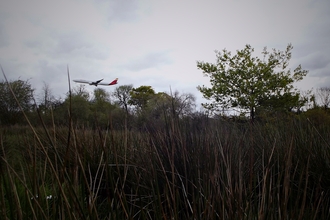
(148, 91), (196, 118)
(171, 91), (196, 116)
(316, 87), (330, 110)
(72, 84), (90, 100)
(296, 89), (313, 112)
(39, 81), (54, 111)
(112, 84), (133, 115)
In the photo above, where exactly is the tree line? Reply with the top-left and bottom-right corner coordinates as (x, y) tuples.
(1, 43), (329, 126)
(0, 80), (197, 128)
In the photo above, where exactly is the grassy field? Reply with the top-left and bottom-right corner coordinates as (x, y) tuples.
(1, 114), (330, 219)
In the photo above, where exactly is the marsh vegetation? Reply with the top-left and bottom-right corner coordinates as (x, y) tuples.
(1, 105), (330, 219)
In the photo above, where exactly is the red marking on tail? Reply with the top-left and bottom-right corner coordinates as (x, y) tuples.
(109, 78), (118, 85)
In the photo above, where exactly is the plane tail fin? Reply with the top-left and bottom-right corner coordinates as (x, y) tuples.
(109, 78), (118, 85)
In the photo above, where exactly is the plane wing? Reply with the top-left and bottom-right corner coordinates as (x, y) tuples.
(73, 79), (91, 84)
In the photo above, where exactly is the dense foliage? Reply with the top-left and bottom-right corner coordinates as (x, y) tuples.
(197, 44), (308, 120)
(0, 79), (34, 124)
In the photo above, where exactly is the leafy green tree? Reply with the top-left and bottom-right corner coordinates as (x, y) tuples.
(146, 92), (172, 119)
(90, 88), (113, 126)
(0, 79), (34, 124)
(197, 44), (308, 121)
(92, 88), (111, 108)
(129, 85), (156, 111)
(55, 85), (91, 125)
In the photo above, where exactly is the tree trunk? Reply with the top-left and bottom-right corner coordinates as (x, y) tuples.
(250, 106), (255, 123)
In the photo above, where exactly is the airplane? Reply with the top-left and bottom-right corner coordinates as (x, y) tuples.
(73, 78), (118, 86)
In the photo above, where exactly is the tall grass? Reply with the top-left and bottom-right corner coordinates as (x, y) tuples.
(1, 114), (330, 219)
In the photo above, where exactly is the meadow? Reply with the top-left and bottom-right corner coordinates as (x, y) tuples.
(1, 110), (330, 220)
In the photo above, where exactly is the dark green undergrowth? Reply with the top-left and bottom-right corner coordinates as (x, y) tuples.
(1, 114), (330, 219)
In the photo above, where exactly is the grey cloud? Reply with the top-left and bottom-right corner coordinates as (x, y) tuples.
(53, 32), (92, 54)
(109, 0), (138, 21)
(0, 12), (9, 48)
(300, 50), (330, 79)
(121, 51), (172, 71)
(0, 23), (8, 48)
(301, 53), (330, 73)
(315, 69), (330, 78)
(294, 32), (330, 63)
(315, 70), (330, 89)
(34, 60), (72, 97)
(4, 60), (75, 99)
(94, 0), (139, 23)
(24, 40), (43, 49)
(83, 47), (110, 60)
(318, 78), (330, 88)
(24, 31), (110, 60)
(0, 61), (30, 82)
(37, 60), (66, 78)
(53, 33), (109, 60)
(293, 1), (330, 81)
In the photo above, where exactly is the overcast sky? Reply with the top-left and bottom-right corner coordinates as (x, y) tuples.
(1, 0), (329, 106)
